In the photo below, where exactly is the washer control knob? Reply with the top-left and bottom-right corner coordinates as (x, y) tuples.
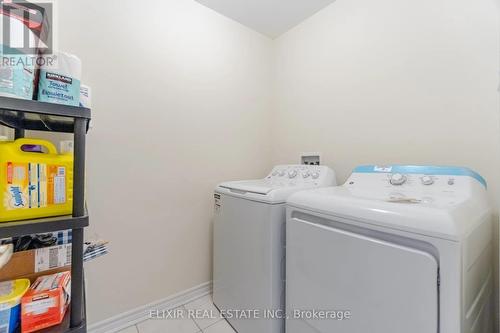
(288, 170), (298, 178)
(390, 173), (407, 186)
(302, 171), (311, 178)
(311, 172), (320, 179)
(421, 176), (434, 186)
(278, 170), (285, 177)
(272, 171), (278, 176)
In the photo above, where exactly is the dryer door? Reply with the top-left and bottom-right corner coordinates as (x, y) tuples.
(286, 218), (439, 333)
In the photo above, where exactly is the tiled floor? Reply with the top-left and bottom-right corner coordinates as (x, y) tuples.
(118, 295), (236, 333)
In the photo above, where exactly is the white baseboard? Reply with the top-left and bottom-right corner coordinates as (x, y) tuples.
(88, 281), (212, 333)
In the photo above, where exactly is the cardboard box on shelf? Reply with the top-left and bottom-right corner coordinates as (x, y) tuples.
(0, 244), (71, 283)
(21, 271), (71, 333)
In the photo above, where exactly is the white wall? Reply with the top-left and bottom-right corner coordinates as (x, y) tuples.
(273, 0), (500, 328)
(273, 0), (500, 196)
(53, 0), (273, 323)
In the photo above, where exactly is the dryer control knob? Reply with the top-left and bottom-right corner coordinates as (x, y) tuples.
(278, 170), (285, 177)
(302, 171), (311, 178)
(421, 176), (434, 186)
(311, 172), (320, 179)
(390, 173), (407, 186)
(288, 170), (298, 178)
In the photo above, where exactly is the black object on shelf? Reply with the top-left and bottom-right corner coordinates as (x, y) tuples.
(0, 96), (90, 333)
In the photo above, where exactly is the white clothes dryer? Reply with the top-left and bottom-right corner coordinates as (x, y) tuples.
(286, 165), (493, 333)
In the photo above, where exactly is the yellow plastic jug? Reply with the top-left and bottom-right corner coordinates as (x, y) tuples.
(0, 139), (73, 222)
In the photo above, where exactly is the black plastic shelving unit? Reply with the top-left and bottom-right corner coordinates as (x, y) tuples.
(0, 96), (90, 333)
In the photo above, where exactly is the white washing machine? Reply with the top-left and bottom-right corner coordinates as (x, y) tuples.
(213, 165), (336, 333)
(286, 165), (493, 333)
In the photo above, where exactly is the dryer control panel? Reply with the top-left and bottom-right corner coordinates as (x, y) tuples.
(344, 165), (487, 206)
(266, 165), (334, 187)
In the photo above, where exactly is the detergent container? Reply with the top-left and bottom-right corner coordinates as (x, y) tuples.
(0, 279), (30, 333)
(0, 139), (73, 222)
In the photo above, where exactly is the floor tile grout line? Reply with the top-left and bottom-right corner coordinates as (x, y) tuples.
(203, 318), (226, 331)
(184, 304), (203, 331)
(120, 296), (220, 333)
(184, 296), (226, 331)
(193, 315), (223, 331)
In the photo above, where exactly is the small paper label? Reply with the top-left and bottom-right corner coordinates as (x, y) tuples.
(374, 166), (392, 172)
(35, 244), (71, 273)
(214, 194), (221, 213)
(54, 176), (66, 204)
(24, 297), (56, 314)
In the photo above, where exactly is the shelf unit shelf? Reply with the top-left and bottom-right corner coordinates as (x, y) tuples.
(0, 96), (90, 333)
(39, 305), (87, 333)
(0, 96), (90, 134)
(0, 214), (89, 239)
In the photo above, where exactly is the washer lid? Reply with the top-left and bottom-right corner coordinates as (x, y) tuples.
(217, 179), (311, 204)
(216, 165), (337, 204)
(219, 180), (275, 195)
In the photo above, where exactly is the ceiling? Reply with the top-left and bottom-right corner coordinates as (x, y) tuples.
(194, 0), (337, 38)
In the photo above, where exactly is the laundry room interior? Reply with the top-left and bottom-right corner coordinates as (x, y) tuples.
(0, 0), (498, 332)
